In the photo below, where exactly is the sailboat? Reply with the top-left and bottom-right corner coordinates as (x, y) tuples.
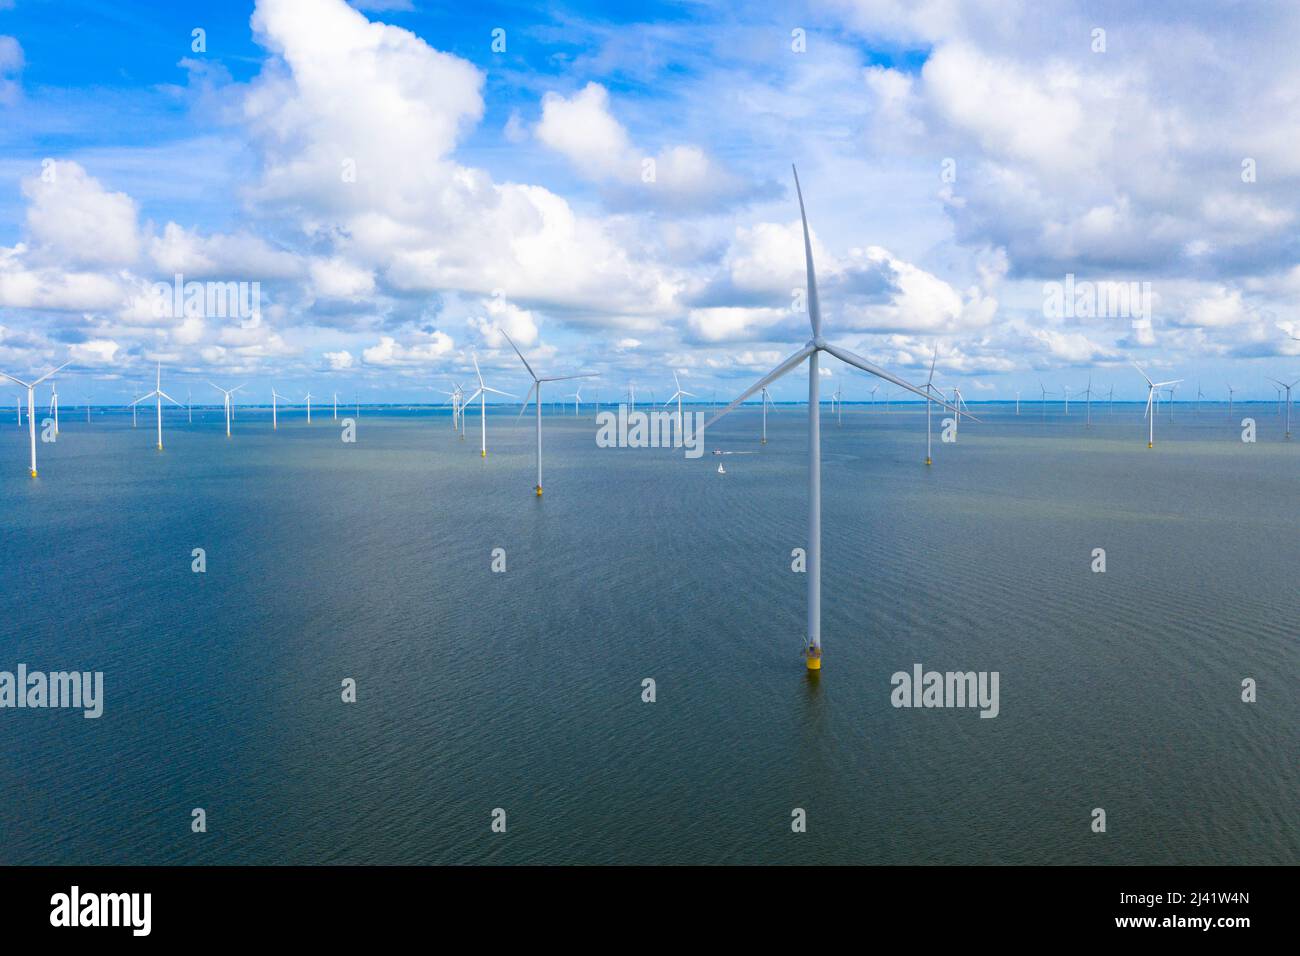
(717, 463), (726, 475)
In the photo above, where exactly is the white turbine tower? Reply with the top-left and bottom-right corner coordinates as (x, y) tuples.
(208, 382), (244, 437)
(868, 384), (878, 410)
(950, 385), (970, 441)
(922, 347), (944, 466)
(1227, 384), (1236, 419)
(1080, 375), (1094, 427)
(333, 392), (339, 421)
(759, 386), (776, 444)
(1039, 382), (1055, 421)
(303, 391), (314, 424)
(568, 385), (584, 416)
(1133, 362), (1182, 448)
(0, 361), (69, 477)
(441, 385), (462, 432)
(503, 331), (594, 495)
(1015, 389), (1021, 415)
(706, 167), (964, 671)
(1268, 376), (1298, 438)
(665, 372), (696, 437)
(131, 362), (182, 450)
(463, 352), (516, 457)
(271, 387), (291, 430)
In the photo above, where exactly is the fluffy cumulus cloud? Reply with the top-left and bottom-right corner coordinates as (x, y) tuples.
(1, 0), (1298, 397)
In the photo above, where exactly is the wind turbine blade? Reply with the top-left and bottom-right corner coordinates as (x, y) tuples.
(158, 391), (182, 406)
(483, 386), (517, 398)
(705, 343), (814, 429)
(30, 361), (71, 387)
(791, 165), (821, 338)
(1144, 390), (1154, 419)
(822, 343), (972, 420)
(0, 371), (30, 387)
(500, 330), (537, 381)
(927, 346), (937, 386)
(516, 383), (537, 421)
(464, 388), (484, 404)
(1131, 361), (1155, 387)
(538, 373), (598, 383)
(472, 352), (484, 386)
(1153, 379), (1183, 388)
(131, 391), (159, 406)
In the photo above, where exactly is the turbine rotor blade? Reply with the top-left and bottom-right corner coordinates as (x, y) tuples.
(705, 344), (815, 429)
(791, 165), (821, 338)
(822, 343), (972, 420)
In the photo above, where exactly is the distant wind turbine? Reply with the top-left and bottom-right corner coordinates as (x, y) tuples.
(271, 387), (291, 430)
(503, 331), (592, 493)
(665, 372), (696, 436)
(208, 382), (244, 437)
(48, 379), (60, 437)
(1133, 362), (1182, 448)
(131, 362), (182, 450)
(760, 386), (776, 444)
(0, 361), (69, 477)
(1267, 376), (1298, 438)
(463, 352), (516, 457)
(303, 391), (314, 424)
(705, 166), (965, 672)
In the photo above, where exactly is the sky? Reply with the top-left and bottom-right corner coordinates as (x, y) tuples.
(1, 0), (1299, 404)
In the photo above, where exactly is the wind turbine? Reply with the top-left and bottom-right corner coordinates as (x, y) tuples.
(1063, 385), (1071, 416)
(303, 391), (314, 424)
(568, 385), (585, 416)
(131, 362), (182, 450)
(0, 361), (69, 477)
(1267, 376), (1298, 438)
(463, 352), (516, 457)
(1015, 389), (1021, 415)
(1165, 383), (1178, 422)
(48, 379), (60, 437)
(868, 384), (879, 410)
(208, 382), (244, 437)
(760, 386), (776, 444)
(1227, 384), (1236, 419)
(502, 331), (590, 494)
(950, 385), (970, 441)
(1133, 363), (1182, 448)
(441, 385), (462, 432)
(833, 379), (844, 425)
(705, 166), (965, 672)
(271, 387), (291, 429)
(1107, 385), (1114, 416)
(187, 388), (192, 425)
(333, 392), (339, 421)
(665, 372), (697, 436)
(626, 383), (637, 413)
(1081, 376), (1093, 427)
(922, 347), (945, 466)
(1039, 382), (1055, 421)
(1197, 383), (1205, 417)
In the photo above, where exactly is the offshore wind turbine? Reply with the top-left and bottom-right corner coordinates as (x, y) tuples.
(706, 166), (965, 672)
(1227, 384), (1236, 419)
(665, 372), (696, 436)
(48, 379), (60, 437)
(1063, 384), (1071, 416)
(1133, 362), (1182, 448)
(208, 382), (244, 437)
(759, 386), (776, 444)
(1039, 382), (1055, 421)
(463, 352), (516, 457)
(333, 392), (339, 420)
(1267, 376), (1298, 438)
(950, 385), (971, 441)
(1015, 389), (1021, 415)
(833, 379), (844, 425)
(0, 361), (69, 477)
(503, 331), (593, 495)
(868, 384), (879, 410)
(131, 362), (182, 450)
(271, 387), (291, 429)
(1081, 375), (1093, 427)
(922, 347), (944, 466)
(568, 385), (585, 416)
(303, 391), (314, 424)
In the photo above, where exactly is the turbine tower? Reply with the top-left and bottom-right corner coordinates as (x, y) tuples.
(49, 379), (60, 437)
(271, 387), (290, 430)
(303, 391), (314, 424)
(503, 332), (593, 495)
(706, 167), (964, 672)
(0, 361), (69, 477)
(131, 362), (182, 450)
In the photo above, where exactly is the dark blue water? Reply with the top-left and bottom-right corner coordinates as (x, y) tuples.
(0, 402), (1295, 863)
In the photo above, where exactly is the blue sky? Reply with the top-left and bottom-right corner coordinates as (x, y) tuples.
(1, 0), (1298, 404)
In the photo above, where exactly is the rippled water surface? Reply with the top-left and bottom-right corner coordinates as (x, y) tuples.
(0, 402), (1295, 864)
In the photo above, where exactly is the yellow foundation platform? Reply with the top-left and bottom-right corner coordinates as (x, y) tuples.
(805, 646), (822, 671)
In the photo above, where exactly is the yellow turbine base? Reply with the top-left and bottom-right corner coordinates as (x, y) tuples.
(761, 439), (767, 444)
(1148, 442), (1153, 448)
(29, 469), (37, 478)
(481, 450), (487, 457)
(805, 647), (822, 671)
(157, 443), (163, 451)
(925, 457), (932, 466)
(535, 486), (543, 496)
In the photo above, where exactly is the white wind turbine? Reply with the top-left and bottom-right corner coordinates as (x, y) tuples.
(0, 361), (69, 477)
(1080, 375), (1094, 427)
(463, 352), (516, 457)
(950, 385), (970, 441)
(626, 382), (637, 412)
(921, 347), (947, 466)
(271, 387), (291, 430)
(208, 382), (244, 437)
(503, 331), (594, 495)
(665, 372), (696, 436)
(48, 379), (60, 437)
(1227, 384), (1236, 419)
(833, 379), (844, 425)
(1039, 382), (1055, 421)
(440, 384), (462, 432)
(1133, 362), (1182, 448)
(706, 166), (965, 671)
(568, 385), (584, 416)
(1267, 376), (1298, 438)
(759, 386), (776, 444)
(332, 392), (339, 421)
(303, 391), (314, 424)
(131, 362), (182, 450)
(1015, 389), (1021, 415)
(868, 383), (879, 411)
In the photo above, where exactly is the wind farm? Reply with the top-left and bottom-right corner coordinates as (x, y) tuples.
(0, 0), (1296, 887)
